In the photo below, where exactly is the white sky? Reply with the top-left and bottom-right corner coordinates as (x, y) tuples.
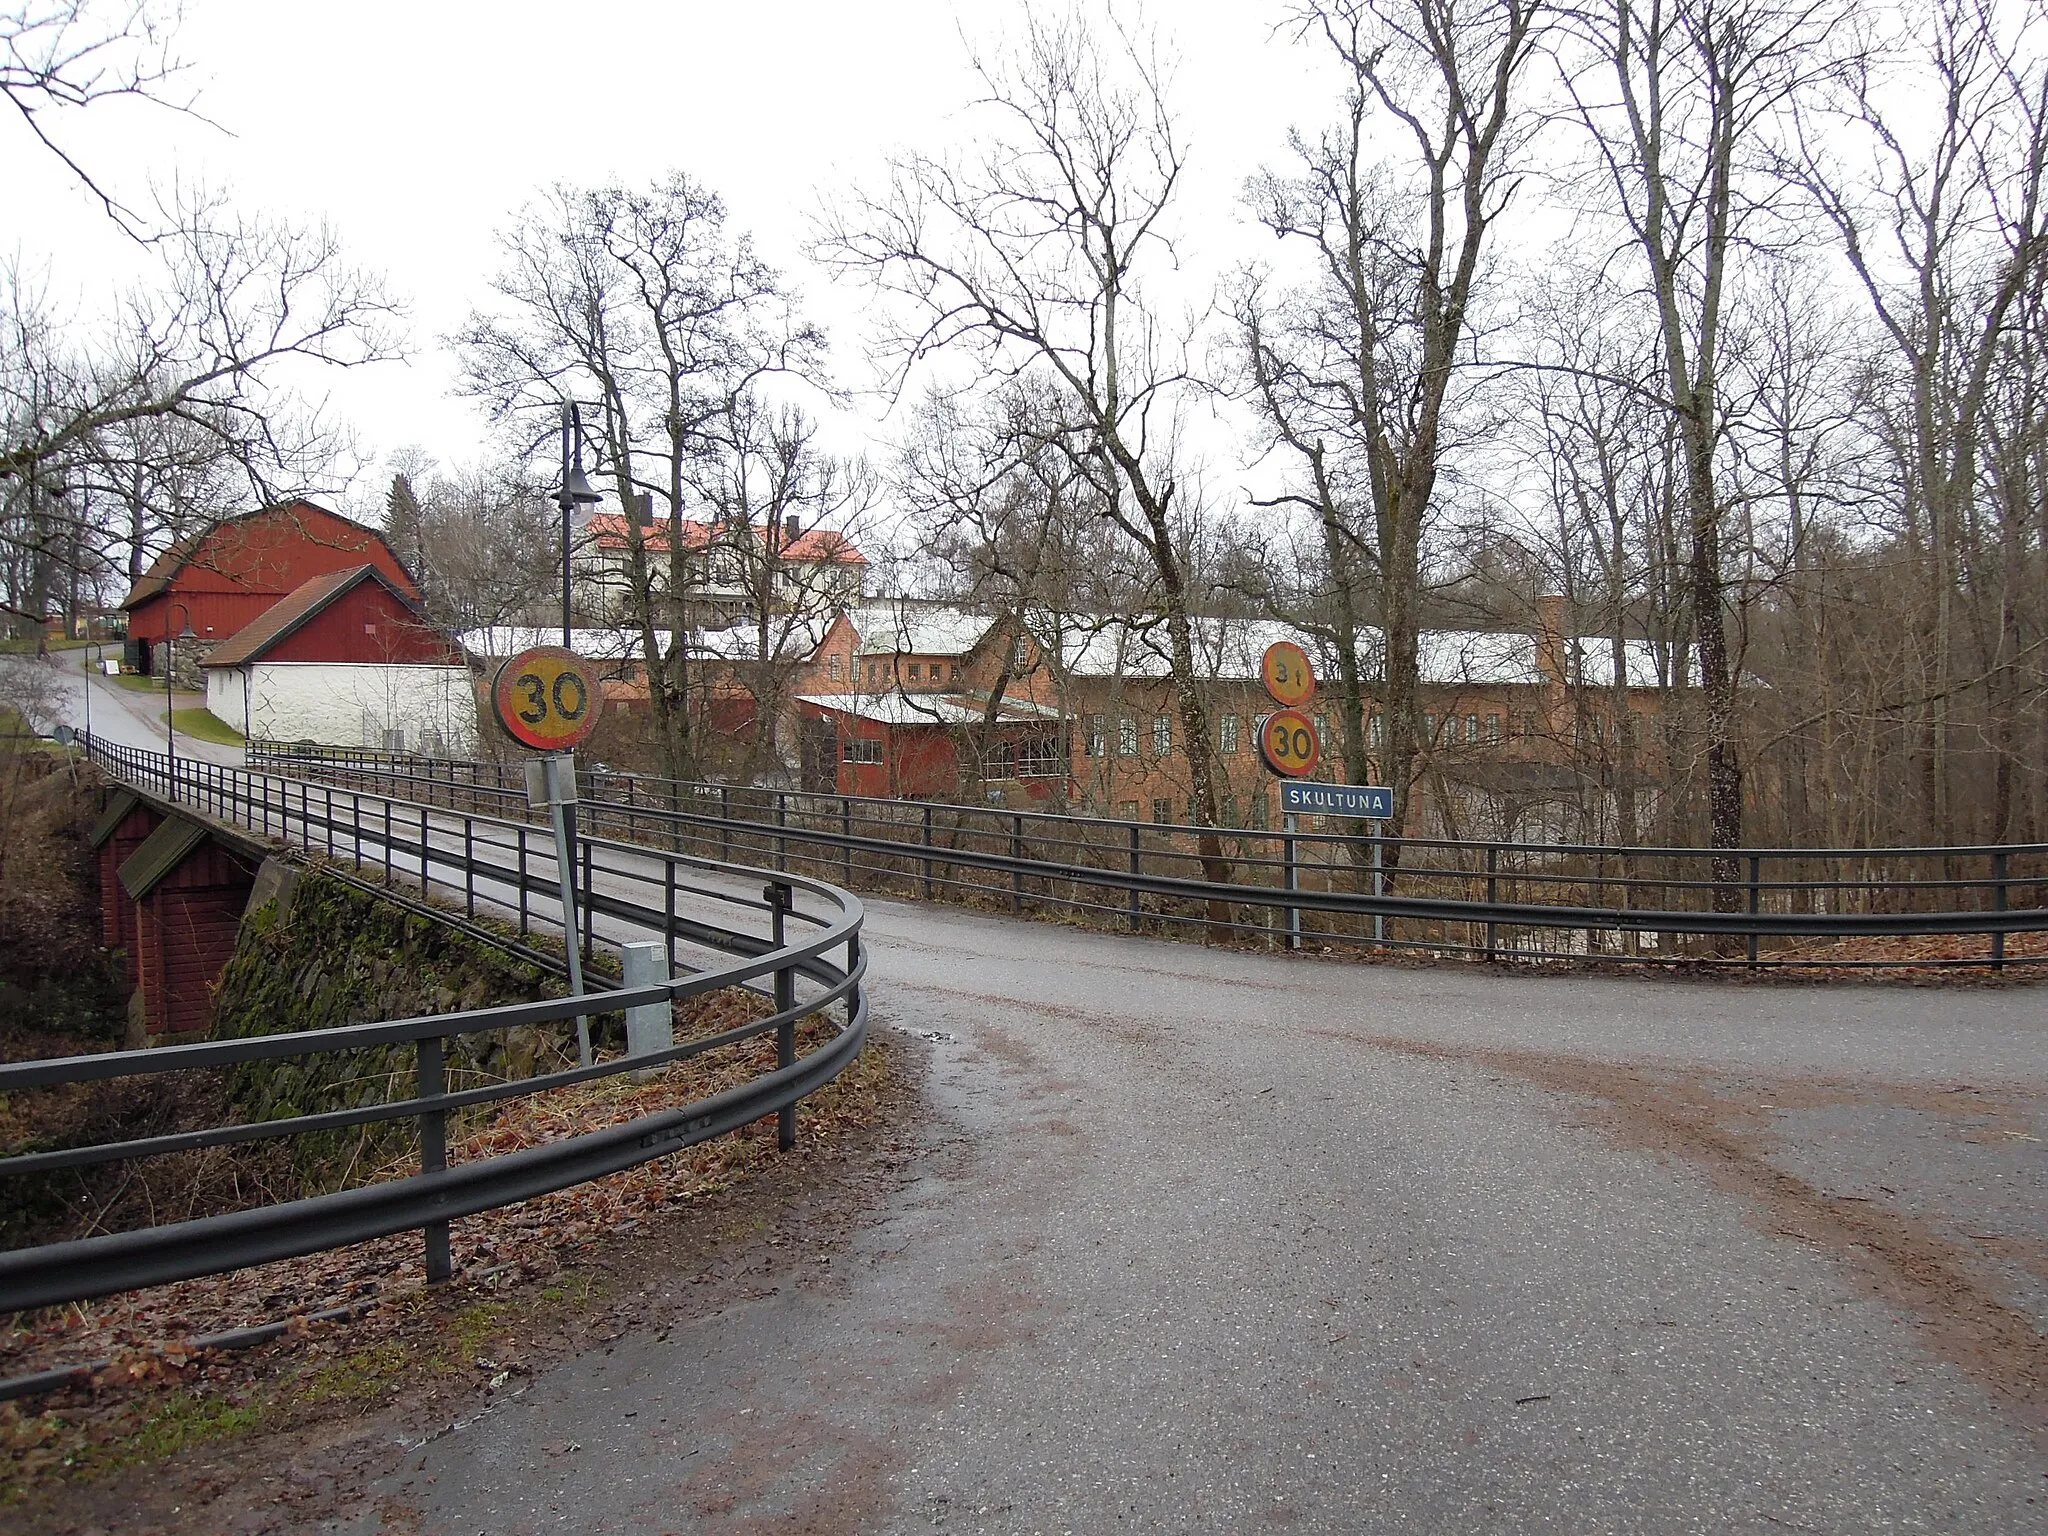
(5, 1), (1346, 504)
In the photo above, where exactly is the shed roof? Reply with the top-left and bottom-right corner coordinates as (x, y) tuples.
(89, 789), (143, 850)
(117, 817), (210, 900)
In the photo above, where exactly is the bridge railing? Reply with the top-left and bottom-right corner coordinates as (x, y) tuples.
(0, 738), (868, 1318)
(246, 744), (2048, 971)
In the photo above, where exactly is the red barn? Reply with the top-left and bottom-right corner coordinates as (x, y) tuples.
(122, 500), (419, 677)
(202, 565), (480, 751)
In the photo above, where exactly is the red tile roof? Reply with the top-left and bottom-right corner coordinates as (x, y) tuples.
(584, 513), (867, 565)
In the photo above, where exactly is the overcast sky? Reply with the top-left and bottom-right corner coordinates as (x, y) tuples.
(5, 1), (1346, 501)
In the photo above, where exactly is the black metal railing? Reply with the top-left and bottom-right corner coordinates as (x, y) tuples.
(0, 738), (868, 1315)
(247, 745), (2048, 971)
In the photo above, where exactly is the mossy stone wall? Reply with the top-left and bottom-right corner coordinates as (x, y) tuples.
(210, 868), (571, 1188)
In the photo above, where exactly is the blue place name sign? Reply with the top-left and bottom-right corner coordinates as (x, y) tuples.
(1280, 781), (1394, 819)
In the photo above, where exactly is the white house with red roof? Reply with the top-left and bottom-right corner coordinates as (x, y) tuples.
(573, 511), (867, 628)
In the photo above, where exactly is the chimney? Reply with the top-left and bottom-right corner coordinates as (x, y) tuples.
(783, 515), (801, 544)
(1534, 594), (1568, 685)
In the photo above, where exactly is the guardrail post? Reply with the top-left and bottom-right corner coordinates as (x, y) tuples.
(517, 825), (529, 934)
(842, 795), (854, 885)
(923, 804), (936, 899)
(766, 881), (796, 1152)
(1993, 851), (2008, 972)
(1747, 855), (1762, 969)
(1011, 815), (1025, 914)
(1485, 845), (1499, 963)
(418, 1035), (451, 1285)
(1128, 823), (1142, 932)
(776, 792), (789, 873)
(464, 816), (475, 918)
(1283, 812), (1302, 951)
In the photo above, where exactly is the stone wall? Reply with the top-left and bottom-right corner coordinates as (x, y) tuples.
(210, 864), (572, 1189)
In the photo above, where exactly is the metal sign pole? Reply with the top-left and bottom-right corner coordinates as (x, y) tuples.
(1283, 811), (1302, 950)
(1372, 825), (1385, 946)
(532, 753), (590, 1066)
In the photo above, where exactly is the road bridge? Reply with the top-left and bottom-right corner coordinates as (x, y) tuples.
(25, 741), (2048, 1530)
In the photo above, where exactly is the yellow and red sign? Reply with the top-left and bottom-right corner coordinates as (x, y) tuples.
(492, 647), (599, 752)
(1261, 640), (1315, 709)
(1258, 708), (1322, 779)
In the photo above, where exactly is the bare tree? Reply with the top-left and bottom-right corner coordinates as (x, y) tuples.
(691, 395), (875, 781)
(0, 191), (401, 636)
(1558, 0), (1850, 900)
(2, 0), (192, 232)
(456, 172), (825, 784)
(1796, 0), (2048, 846)
(818, 8), (1240, 896)
(1233, 0), (1549, 848)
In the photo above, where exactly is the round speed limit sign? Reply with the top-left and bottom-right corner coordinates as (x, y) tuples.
(1258, 707), (1322, 779)
(493, 647), (600, 752)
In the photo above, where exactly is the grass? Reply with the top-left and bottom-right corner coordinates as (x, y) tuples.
(168, 708), (243, 746)
(0, 636), (94, 655)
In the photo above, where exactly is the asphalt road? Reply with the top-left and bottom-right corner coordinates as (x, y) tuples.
(357, 881), (2047, 1533)
(2, 653), (244, 765)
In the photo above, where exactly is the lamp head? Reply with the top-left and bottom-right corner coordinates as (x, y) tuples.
(557, 461), (602, 509)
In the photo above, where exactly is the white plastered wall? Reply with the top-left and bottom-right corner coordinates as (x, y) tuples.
(208, 663), (481, 752)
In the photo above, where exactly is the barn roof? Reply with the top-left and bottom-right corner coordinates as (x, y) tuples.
(201, 565), (435, 668)
(123, 501), (408, 608)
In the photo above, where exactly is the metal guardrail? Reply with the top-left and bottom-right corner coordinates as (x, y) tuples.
(0, 738), (868, 1314)
(250, 745), (2048, 970)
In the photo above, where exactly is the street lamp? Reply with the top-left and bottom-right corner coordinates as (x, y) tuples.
(553, 401), (603, 648)
(81, 640), (107, 746)
(164, 601), (195, 784)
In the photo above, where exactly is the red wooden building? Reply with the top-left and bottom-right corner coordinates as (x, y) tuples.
(123, 500), (420, 675)
(92, 795), (260, 1043)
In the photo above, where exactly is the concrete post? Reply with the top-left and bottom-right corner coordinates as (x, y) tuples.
(621, 940), (671, 1059)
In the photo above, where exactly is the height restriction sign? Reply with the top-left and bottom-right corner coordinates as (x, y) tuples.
(493, 647), (600, 752)
(1261, 640), (1315, 709)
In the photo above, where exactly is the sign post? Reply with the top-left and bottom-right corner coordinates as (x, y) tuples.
(493, 647), (602, 1065)
(1257, 642), (1396, 950)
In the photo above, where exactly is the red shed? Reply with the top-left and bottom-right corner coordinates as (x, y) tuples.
(122, 500), (420, 674)
(90, 790), (159, 986)
(117, 818), (258, 1042)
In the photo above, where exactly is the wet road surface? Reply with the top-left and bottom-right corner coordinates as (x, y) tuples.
(357, 890), (2048, 1533)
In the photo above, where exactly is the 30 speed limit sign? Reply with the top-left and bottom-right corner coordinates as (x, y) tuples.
(1258, 708), (1322, 778)
(492, 647), (600, 752)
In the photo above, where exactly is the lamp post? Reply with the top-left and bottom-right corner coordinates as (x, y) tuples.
(81, 640), (106, 746)
(555, 401), (603, 646)
(164, 601), (195, 784)
(549, 403), (603, 1031)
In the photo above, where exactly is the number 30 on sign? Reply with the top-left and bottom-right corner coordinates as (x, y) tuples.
(492, 647), (600, 752)
(1258, 708), (1322, 778)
